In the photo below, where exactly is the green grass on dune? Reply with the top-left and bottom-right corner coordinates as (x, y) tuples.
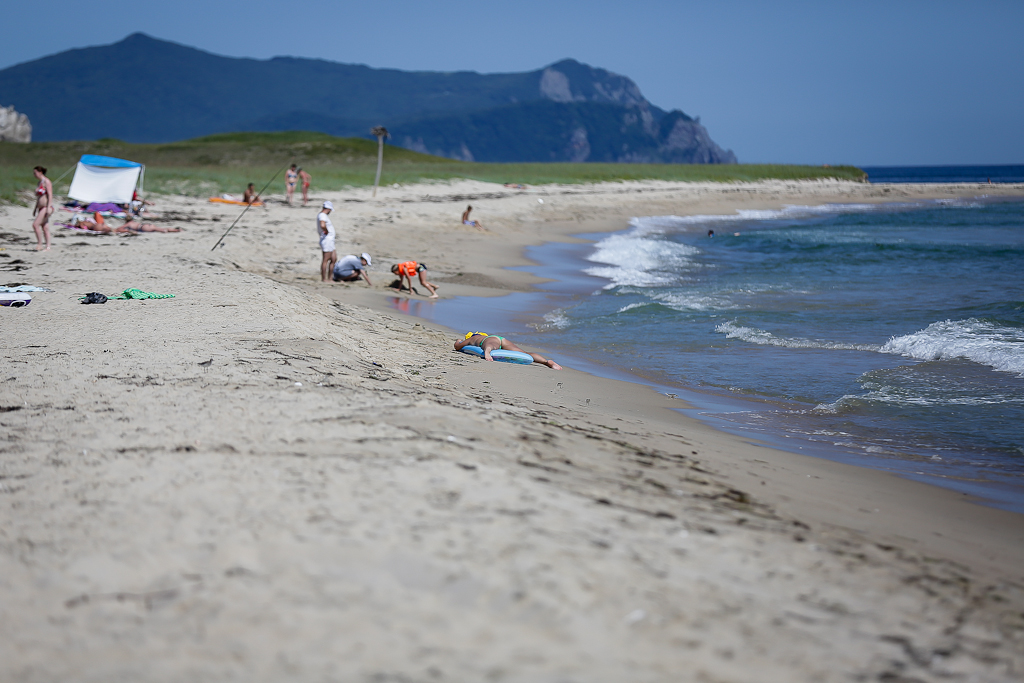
(0, 131), (866, 203)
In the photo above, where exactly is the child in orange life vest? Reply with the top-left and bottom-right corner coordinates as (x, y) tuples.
(391, 261), (439, 298)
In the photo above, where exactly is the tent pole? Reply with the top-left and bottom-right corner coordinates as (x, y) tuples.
(51, 163), (77, 193)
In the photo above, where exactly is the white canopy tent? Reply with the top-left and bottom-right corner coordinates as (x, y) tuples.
(67, 154), (144, 204)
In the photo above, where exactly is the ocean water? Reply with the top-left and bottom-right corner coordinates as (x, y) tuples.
(395, 197), (1024, 512)
(862, 165), (1024, 184)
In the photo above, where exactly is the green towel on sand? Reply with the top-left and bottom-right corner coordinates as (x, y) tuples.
(111, 288), (175, 300)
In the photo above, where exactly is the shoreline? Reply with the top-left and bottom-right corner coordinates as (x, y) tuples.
(352, 192), (1024, 513)
(3, 178), (1024, 680)
(316, 281), (1024, 576)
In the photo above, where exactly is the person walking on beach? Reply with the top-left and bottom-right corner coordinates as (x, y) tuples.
(455, 332), (562, 370)
(298, 167), (311, 206)
(286, 164), (298, 205)
(317, 201), (337, 282)
(391, 260), (439, 298)
(462, 205), (484, 230)
(333, 253), (373, 285)
(31, 166), (53, 251)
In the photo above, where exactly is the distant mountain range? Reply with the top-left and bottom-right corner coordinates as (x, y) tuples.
(0, 33), (737, 164)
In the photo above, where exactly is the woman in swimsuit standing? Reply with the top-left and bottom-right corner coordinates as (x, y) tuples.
(31, 166), (53, 251)
(286, 164), (298, 205)
(454, 332), (562, 369)
(298, 167), (311, 206)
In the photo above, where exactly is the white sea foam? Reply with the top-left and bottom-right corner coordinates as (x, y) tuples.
(880, 318), (1024, 376)
(584, 233), (701, 287)
(821, 384), (1024, 413)
(715, 321), (880, 351)
(935, 198), (983, 208)
(815, 390), (1024, 413)
(590, 202), (925, 288)
(651, 290), (739, 312)
(626, 203), (912, 237)
(536, 308), (572, 330)
(716, 318), (1024, 376)
(616, 302), (651, 314)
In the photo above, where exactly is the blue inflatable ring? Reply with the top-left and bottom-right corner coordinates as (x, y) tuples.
(459, 345), (533, 365)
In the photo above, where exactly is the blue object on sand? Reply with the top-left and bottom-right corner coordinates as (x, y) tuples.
(459, 345), (533, 365)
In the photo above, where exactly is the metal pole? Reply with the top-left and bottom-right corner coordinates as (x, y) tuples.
(210, 165), (286, 251)
(370, 126), (388, 198)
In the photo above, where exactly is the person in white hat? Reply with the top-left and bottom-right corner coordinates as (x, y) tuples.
(333, 252), (373, 285)
(317, 201), (337, 282)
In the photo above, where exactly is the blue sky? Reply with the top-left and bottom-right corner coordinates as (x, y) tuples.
(3, 0), (1022, 165)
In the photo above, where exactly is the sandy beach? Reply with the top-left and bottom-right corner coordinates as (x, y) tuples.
(3, 178), (1024, 682)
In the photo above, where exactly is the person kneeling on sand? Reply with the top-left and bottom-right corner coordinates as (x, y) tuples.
(454, 332), (562, 370)
(391, 260), (439, 298)
(333, 252), (373, 285)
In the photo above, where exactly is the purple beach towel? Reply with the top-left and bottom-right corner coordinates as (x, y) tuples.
(86, 202), (124, 213)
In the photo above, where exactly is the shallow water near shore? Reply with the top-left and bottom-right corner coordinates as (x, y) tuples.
(393, 198), (1024, 513)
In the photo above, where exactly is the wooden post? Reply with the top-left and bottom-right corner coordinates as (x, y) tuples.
(371, 126), (389, 197)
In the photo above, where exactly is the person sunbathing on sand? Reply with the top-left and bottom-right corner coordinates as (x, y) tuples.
(75, 212), (112, 232)
(454, 332), (562, 370)
(75, 213), (179, 233)
(120, 219), (181, 233)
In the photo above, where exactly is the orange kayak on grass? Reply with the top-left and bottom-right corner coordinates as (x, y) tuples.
(209, 197), (264, 207)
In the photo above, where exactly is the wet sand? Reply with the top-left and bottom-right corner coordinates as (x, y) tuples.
(2, 178), (1024, 682)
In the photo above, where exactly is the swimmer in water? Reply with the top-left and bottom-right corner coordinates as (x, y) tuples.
(454, 332), (562, 370)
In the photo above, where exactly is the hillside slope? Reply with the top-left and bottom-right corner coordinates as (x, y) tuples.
(0, 33), (736, 163)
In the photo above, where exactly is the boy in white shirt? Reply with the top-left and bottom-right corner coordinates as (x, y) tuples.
(317, 201), (337, 282)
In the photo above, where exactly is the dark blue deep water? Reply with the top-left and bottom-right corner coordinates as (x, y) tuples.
(397, 198), (1024, 511)
(862, 165), (1024, 184)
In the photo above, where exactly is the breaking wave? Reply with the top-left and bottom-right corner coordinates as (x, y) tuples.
(880, 318), (1024, 376)
(715, 321), (881, 351)
(584, 233), (701, 287)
